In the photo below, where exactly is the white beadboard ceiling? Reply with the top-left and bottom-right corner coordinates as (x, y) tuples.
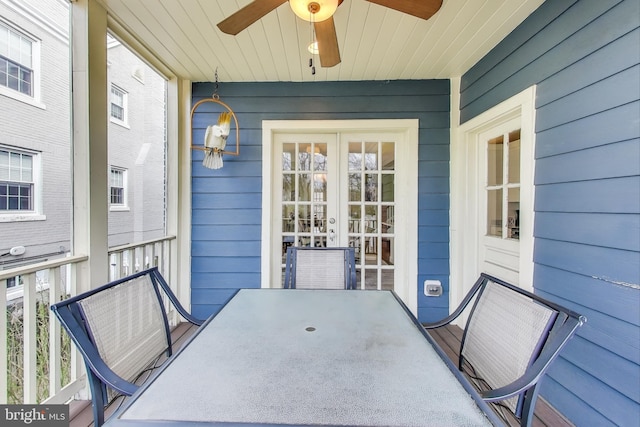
(99, 0), (544, 83)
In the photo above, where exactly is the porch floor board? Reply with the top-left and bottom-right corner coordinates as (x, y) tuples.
(69, 323), (573, 427)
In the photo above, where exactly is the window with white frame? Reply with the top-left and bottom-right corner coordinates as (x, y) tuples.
(110, 167), (127, 208)
(0, 22), (34, 97)
(110, 84), (127, 124)
(0, 148), (35, 212)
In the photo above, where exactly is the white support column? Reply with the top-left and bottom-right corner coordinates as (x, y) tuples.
(175, 78), (193, 309)
(71, 0), (110, 293)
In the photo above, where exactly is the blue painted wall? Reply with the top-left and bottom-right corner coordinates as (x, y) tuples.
(461, 0), (640, 425)
(190, 80), (451, 322)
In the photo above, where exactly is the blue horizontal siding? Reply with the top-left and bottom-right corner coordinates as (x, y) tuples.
(535, 212), (640, 251)
(191, 80), (451, 321)
(536, 28), (640, 107)
(536, 66), (640, 132)
(534, 239), (638, 285)
(461, 0), (640, 423)
(535, 101), (640, 158)
(535, 176), (640, 213)
(535, 266), (639, 326)
(535, 139), (640, 184)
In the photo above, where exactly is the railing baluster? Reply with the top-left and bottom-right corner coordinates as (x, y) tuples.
(22, 273), (37, 403)
(0, 278), (7, 403)
(49, 268), (62, 397)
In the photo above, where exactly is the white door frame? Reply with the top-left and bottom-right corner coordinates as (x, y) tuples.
(450, 85), (537, 321)
(261, 119), (419, 314)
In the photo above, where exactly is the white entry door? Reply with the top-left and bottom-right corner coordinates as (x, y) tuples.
(263, 120), (418, 311)
(478, 118), (522, 285)
(452, 87), (536, 308)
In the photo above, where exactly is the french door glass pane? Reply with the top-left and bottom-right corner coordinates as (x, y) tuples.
(349, 173), (361, 201)
(282, 143), (295, 170)
(298, 173), (311, 201)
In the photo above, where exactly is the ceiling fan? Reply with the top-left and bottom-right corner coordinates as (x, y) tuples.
(217, 0), (443, 68)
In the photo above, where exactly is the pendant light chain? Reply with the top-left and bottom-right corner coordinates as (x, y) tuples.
(213, 67), (220, 100)
(309, 8), (316, 75)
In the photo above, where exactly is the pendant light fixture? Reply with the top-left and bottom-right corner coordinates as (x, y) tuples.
(289, 0), (338, 22)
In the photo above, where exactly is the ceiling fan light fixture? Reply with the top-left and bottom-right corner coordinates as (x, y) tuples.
(289, 0), (338, 22)
(307, 41), (319, 54)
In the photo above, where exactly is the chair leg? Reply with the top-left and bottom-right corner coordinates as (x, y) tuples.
(519, 387), (539, 427)
(87, 370), (106, 426)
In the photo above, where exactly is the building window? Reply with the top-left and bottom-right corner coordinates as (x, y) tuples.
(0, 148), (34, 211)
(110, 167), (127, 208)
(110, 85), (127, 124)
(0, 22), (34, 96)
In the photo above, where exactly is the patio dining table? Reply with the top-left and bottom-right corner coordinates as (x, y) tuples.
(104, 289), (503, 426)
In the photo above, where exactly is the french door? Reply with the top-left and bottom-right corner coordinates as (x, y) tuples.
(273, 132), (397, 290)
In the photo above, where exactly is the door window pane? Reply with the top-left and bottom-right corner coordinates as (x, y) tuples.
(348, 173), (361, 201)
(282, 173), (294, 201)
(313, 173), (326, 202)
(487, 189), (502, 237)
(298, 173), (311, 201)
(313, 143), (327, 171)
(364, 142), (378, 170)
(508, 131), (521, 184)
(365, 173), (378, 202)
(508, 187), (520, 240)
(298, 143), (311, 171)
(381, 174), (394, 202)
(282, 143), (295, 171)
(382, 142), (395, 170)
(348, 142), (361, 171)
(487, 136), (503, 186)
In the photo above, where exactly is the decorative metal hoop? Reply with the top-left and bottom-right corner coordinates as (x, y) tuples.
(190, 97), (240, 156)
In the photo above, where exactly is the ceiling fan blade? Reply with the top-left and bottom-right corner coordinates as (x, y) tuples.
(365, 0), (442, 20)
(315, 17), (341, 67)
(217, 0), (288, 35)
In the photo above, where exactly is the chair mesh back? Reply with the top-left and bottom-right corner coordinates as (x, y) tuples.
(294, 249), (346, 289)
(79, 275), (169, 393)
(461, 280), (555, 414)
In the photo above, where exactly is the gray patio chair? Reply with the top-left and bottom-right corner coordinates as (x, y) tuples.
(283, 246), (357, 289)
(423, 273), (586, 427)
(50, 267), (204, 427)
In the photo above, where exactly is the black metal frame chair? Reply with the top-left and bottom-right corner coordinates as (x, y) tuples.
(50, 267), (203, 426)
(423, 273), (586, 427)
(283, 246), (357, 289)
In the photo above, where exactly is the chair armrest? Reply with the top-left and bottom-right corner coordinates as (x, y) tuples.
(151, 269), (204, 326)
(423, 276), (487, 329)
(480, 314), (586, 402)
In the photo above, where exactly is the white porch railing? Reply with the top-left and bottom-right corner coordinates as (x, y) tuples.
(0, 235), (176, 405)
